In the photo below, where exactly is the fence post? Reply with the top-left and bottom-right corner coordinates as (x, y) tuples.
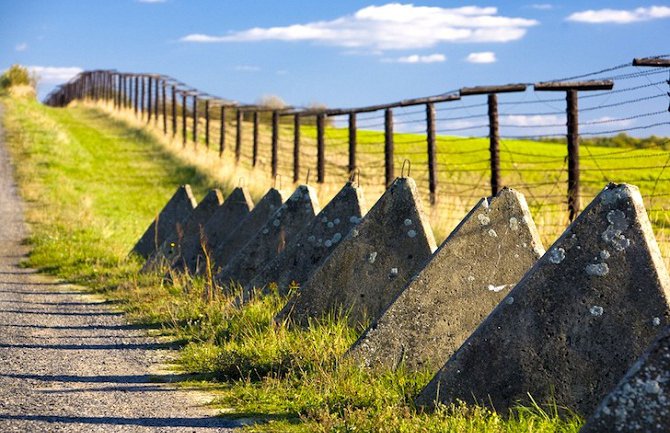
(534, 79), (613, 221)
(140, 76), (146, 119)
(426, 102), (437, 204)
(272, 110), (279, 179)
(384, 108), (394, 186)
(235, 109), (243, 162)
(192, 94), (198, 147)
(182, 92), (187, 147)
(316, 113), (325, 183)
(487, 94), (501, 196)
(293, 114), (301, 183)
(252, 111), (259, 167)
(154, 77), (159, 124)
(161, 82), (167, 134)
(147, 76), (152, 123)
(219, 106), (226, 157)
(171, 85), (177, 136)
(348, 112), (357, 174)
(133, 75), (139, 116)
(205, 99), (210, 149)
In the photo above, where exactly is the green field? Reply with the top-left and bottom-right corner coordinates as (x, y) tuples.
(5, 93), (668, 432)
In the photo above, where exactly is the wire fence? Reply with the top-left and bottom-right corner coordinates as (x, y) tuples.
(44, 56), (670, 262)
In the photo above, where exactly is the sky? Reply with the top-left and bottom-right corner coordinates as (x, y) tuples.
(2, 1), (669, 136)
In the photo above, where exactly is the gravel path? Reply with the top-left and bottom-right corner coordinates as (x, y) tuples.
(0, 105), (239, 432)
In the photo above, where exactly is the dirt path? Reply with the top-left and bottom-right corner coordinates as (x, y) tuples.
(0, 105), (238, 432)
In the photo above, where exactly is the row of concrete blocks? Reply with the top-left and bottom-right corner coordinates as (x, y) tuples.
(132, 178), (670, 432)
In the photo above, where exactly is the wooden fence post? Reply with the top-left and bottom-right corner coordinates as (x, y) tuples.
(171, 85), (177, 136)
(316, 113), (325, 183)
(426, 102), (437, 204)
(147, 76), (152, 123)
(384, 108), (394, 186)
(182, 92), (187, 147)
(154, 77), (159, 124)
(161, 82), (167, 134)
(134, 76), (139, 116)
(487, 93), (501, 196)
(192, 94), (198, 147)
(271, 110), (279, 179)
(348, 112), (357, 174)
(293, 114), (301, 183)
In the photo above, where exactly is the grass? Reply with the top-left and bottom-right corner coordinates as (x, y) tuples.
(0, 93), (631, 432)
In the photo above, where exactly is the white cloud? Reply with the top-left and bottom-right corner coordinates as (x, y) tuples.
(180, 3), (538, 51)
(530, 4), (553, 10)
(567, 6), (670, 24)
(28, 66), (83, 83)
(465, 51), (497, 63)
(15, 42), (28, 52)
(503, 114), (565, 127)
(388, 53), (446, 63)
(234, 65), (260, 72)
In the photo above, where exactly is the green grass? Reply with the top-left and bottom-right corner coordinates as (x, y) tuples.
(2, 95), (592, 432)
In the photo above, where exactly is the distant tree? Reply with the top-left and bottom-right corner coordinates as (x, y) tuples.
(0, 64), (37, 90)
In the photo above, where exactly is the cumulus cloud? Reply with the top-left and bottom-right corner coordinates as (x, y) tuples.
(465, 51), (497, 63)
(503, 114), (565, 127)
(181, 3), (538, 51)
(387, 53), (446, 63)
(567, 6), (670, 24)
(15, 42), (28, 52)
(28, 66), (83, 83)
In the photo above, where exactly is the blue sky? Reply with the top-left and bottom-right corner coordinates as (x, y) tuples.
(2, 1), (670, 136)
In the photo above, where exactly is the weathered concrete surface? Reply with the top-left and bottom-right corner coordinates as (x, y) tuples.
(131, 185), (197, 259)
(416, 183), (670, 417)
(206, 188), (286, 275)
(142, 189), (223, 273)
(276, 177), (437, 327)
(347, 188), (545, 372)
(580, 326), (670, 433)
(246, 181), (366, 296)
(175, 187), (254, 274)
(216, 185), (320, 288)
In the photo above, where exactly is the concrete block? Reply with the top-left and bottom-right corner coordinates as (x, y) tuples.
(175, 187), (254, 274)
(246, 181), (366, 295)
(416, 183), (670, 416)
(347, 188), (544, 372)
(207, 188), (286, 275)
(580, 326), (670, 433)
(142, 189), (223, 272)
(131, 185), (197, 259)
(215, 185), (320, 287)
(276, 176), (437, 327)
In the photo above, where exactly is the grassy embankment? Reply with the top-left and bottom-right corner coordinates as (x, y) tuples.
(5, 93), (662, 432)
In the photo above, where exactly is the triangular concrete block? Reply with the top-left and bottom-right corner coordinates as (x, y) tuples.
(216, 185), (320, 287)
(416, 183), (670, 416)
(276, 176), (437, 327)
(206, 188), (286, 275)
(131, 184), (197, 259)
(580, 326), (670, 433)
(246, 181), (366, 296)
(175, 187), (254, 274)
(142, 189), (223, 272)
(347, 188), (545, 372)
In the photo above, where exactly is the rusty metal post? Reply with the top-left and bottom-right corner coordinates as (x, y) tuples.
(219, 106), (226, 157)
(426, 102), (437, 204)
(316, 113), (325, 183)
(192, 94), (198, 147)
(384, 108), (394, 186)
(204, 99), (210, 148)
(293, 114), (300, 183)
(235, 109), (242, 162)
(182, 92), (187, 147)
(566, 89), (580, 221)
(487, 94), (501, 196)
(252, 111), (259, 167)
(348, 112), (357, 174)
(271, 110), (279, 178)
(171, 85), (177, 136)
